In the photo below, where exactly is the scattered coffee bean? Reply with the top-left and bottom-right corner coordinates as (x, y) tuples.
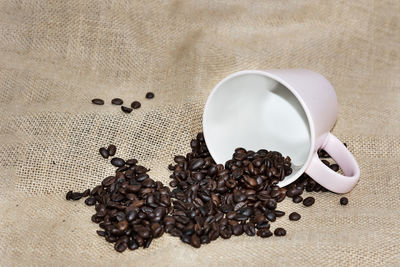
(303, 197), (315, 207)
(131, 101), (141, 109)
(121, 106), (133, 113)
(330, 164), (339, 172)
(292, 195), (303, 203)
(111, 157), (125, 167)
(107, 145), (116, 156)
(99, 147), (109, 159)
(289, 212), (301, 221)
(340, 197), (348, 205)
(91, 98), (104, 105)
(274, 227), (286, 236)
(145, 92), (154, 99)
(111, 98), (123, 105)
(85, 197), (96, 206)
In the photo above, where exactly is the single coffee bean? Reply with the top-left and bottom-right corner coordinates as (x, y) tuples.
(265, 212), (276, 222)
(107, 145), (116, 156)
(340, 197), (348, 205)
(114, 240), (127, 252)
(131, 101), (141, 109)
(189, 158), (205, 171)
(66, 190), (73, 200)
(303, 196), (315, 207)
(111, 98), (123, 105)
(82, 189), (90, 197)
(85, 197), (96, 206)
(143, 237), (153, 248)
(190, 234), (201, 248)
(145, 92), (154, 99)
(257, 229), (273, 238)
(274, 227), (286, 236)
(92, 98), (104, 105)
(330, 164), (339, 172)
(99, 147), (109, 159)
(128, 239), (139, 250)
(232, 224), (244, 236)
(274, 210), (285, 217)
(111, 157), (125, 167)
(289, 212), (301, 221)
(292, 195), (303, 203)
(266, 199), (277, 210)
(96, 230), (105, 237)
(121, 106), (133, 113)
(71, 192), (83, 200)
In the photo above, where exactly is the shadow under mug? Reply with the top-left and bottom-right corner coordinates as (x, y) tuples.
(203, 69), (360, 193)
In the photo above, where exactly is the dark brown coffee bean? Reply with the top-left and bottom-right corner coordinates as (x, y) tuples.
(121, 106), (132, 113)
(289, 212), (301, 221)
(274, 210), (285, 217)
(102, 176), (116, 187)
(330, 164), (339, 172)
(128, 239), (139, 250)
(257, 229), (272, 238)
(99, 147), (109, 158)
(131, 101), (141, 109)
(190, 234), (201, 248)
(114, 240), (127, 252)
(111, 157), (125, 167)
(266, 199), (277, 210)
(145, 92), (154, 99)
(292, 195), (303, 203)
(71, 192), (83, 200)
(92, 98), (104, 105)
(322, 160), (330, 166)
(189, 158), (205, 171)
(66, 190), (73, 200)
(107, 144), (116, 156)
(111, 98), (123, 105)
(232, 224), (243, 236)
(303, 196), (315, 207)
(243, 223), (256, 236)
(274, 227), (286, 236)
(340, 197), (348, 205)
(85, 197), (96, 206)
(143, 237), (153, 248)
(265, 212), (276, 222)
(96, 230), (105, 237)
(117, 220), (128, 232)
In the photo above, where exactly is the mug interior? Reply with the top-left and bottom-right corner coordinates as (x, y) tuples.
(203, 72), (312, 186)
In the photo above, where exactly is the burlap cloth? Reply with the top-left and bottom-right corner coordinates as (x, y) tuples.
(0, 0), (399, 266)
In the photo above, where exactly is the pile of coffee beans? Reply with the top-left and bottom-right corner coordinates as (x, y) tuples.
(66, 132), (349, 252)
(91, 92), (155, 114)
(165, 133), (294, 247)
(67, 147), (172, 252)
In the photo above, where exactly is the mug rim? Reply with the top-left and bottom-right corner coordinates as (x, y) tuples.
(202, 69), (316, 187)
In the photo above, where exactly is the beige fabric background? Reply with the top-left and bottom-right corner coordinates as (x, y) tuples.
(0, 0), (399, 266)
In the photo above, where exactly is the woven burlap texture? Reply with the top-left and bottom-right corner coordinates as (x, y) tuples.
(0, 0), (399, 266)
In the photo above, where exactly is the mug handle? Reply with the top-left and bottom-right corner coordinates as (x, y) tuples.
(305, 133), (360, 193)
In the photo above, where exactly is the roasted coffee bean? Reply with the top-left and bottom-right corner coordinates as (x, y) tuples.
(232, 224), (244, 236)
(189, 158), (205, 171)
(82, 189), (90, 197)
(303, 196), (315, 207)
(92, 98), (104, 105)
(85, 197), (96, 206)
(99, 147), (109, 158)
(66, 190), (73, 200)
(190, 234), (201, 248)
(105, 146), (116, 158)
(340, 197), (348, 205)
(145, 92), (155, 99)
(96, 230), (105, 237)
(289, 212), (301, 221)
(111, 98), (123, 105)
(265, 212), (276, 222)
(128, 239), (139, 250)
(126, 159), (138, 165)
(111, 157), (125, 167)
(114, 240), (127, 252)
(243, 223), (256, 236)
(257, 228), (273, 238)
(144, 237), (153, 248)
(71, 192), (83, 200)
(274, 210), (285, 217)
(330, 164), (339, 172)
(274, 227), (286, 236)
(266, 199), (277, 210)
(131, 101), (141, 109)
(121, 106), (132, 113)
(292, 195), (303, 203)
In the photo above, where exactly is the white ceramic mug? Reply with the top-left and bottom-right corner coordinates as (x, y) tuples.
(203, 69), (360, 193)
